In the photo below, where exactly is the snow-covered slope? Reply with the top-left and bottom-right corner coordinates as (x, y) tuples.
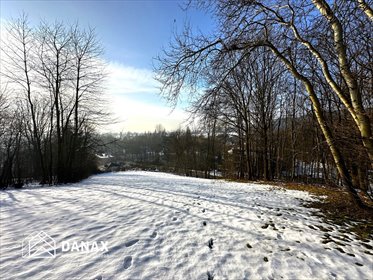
(0, 171), (372, 279)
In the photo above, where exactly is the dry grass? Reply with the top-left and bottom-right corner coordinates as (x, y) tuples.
(280, 182), (373, 219)
(277, 182), (373, 240)
(225, 178), (373, 240)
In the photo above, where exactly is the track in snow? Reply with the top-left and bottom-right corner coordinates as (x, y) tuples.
(0, 171), (372, 279)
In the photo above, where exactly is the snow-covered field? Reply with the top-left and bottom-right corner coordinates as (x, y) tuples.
(0, 171), (372, 280)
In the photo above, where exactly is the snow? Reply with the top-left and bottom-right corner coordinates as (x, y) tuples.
(0, 171), (372, 279)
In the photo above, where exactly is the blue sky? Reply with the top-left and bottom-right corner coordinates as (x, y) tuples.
(0, 0), (215, 132)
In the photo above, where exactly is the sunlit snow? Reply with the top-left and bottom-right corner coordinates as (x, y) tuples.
(0, 171), (372, 279)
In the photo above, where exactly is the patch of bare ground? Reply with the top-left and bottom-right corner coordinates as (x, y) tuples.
(277, 182), (373, 241)
(225, 178), (373, 241)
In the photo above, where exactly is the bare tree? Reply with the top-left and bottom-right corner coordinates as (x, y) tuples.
(1, 14), (48, 182)
(155, 0), (372, 207)
(0, 16), (107, 185)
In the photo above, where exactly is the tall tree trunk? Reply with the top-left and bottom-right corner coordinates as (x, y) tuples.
(313, 0), (373, 168)
(268, 42), (369, 208)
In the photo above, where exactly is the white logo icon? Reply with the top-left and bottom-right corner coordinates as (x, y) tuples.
(22, 231), (56, 258)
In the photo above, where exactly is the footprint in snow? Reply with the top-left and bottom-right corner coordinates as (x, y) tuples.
(141, 227), (150, 233)
(150, 231), (157, 238)
(172, 217), (177, 221)
(208, 238), (214, 249)
(92, 276), (102, 280)
(207, 271), (214, 280)
(123, 256), (132, 269)
(125, 239), (139, 247)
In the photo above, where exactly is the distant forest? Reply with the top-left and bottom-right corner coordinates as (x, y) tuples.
(100, 102), (371, 194)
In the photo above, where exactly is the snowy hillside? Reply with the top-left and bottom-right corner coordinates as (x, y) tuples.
(0, 171), (372, 279)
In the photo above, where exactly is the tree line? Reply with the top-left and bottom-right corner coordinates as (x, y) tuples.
(99, 127), (222, 177)
(100, 108), (368, 190)
(0, 15), (107, 187)
(154, 0), (373, 206)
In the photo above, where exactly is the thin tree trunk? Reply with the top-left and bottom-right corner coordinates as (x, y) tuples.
(314, 0), (373, 168)
(268, 42), (369, 208)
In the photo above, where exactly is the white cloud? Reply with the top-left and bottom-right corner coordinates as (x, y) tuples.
(106, 62), (160, 95)
(104, 61), (189, 133)
(105, 95), (189, 133)
(0, 22), (190, 133)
